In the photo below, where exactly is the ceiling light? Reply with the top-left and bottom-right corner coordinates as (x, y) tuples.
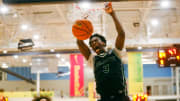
(56, 54), (60, 58)
(22, 59), (27, 63)
(50, 49), (55, 52)
(78, 2), (90, 9)
(21, 24), (28, 30)
(33, 35), (39, 40)
(151, 19), (159, 26)
(2, 63), (8, 68)
(13, 55), (18, 59)
(3, 50), (7, 54)
(161, 1), (170, 8)
(137, 46), (142, 50)
(0, 6), (9, 14)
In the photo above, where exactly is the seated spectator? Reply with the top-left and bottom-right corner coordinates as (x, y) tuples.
(32, 96), (51, 101)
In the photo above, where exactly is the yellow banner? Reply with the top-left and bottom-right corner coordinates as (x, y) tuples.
(0, 91), (54, 98)
(128, 52), (143, 95)
(88, 82), (96, 101)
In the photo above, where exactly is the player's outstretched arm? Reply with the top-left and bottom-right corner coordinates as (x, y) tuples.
(105, 2), (125, 50)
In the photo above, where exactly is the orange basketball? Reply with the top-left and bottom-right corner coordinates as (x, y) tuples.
(72, 19), (93, 40)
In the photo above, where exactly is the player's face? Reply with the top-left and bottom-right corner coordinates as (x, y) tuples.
(90, 37), (106, 55)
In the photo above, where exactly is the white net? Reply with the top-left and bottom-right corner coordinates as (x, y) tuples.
(67, 2), (105, 22)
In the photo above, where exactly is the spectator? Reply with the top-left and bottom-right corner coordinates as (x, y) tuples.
(32, 96), (51, 101)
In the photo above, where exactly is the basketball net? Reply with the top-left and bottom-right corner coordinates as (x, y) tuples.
(67, 3), (105, 22)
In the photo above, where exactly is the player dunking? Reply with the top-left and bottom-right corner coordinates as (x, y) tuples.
(75, 2), (130, 101)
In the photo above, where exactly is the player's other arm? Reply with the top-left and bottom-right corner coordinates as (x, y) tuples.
(111, 12), (125, 50)
(105, 3), (125, 50)
(77, 39), (91, 60)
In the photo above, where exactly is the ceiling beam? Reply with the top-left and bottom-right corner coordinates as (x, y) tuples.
(1, 45), (179, 57)
(0, 49), (80, 56)
(55, 4), (68, 24)
(2, 0), (158, 5)
(0, 67), (35, 84)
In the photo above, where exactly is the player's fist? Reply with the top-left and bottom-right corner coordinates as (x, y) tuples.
(104, 2), (113, 14)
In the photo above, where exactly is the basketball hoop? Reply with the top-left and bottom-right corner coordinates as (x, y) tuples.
(67, 3), (104, 22)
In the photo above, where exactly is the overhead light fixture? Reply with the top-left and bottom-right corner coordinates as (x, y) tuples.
(78, 2), (90, 9)
(21, 24), (29, 30)
(22, 59), (27, 63)
(13, 55), (19, 59)
(133, 22), (140, 27)
(151, 19), (159, 26)
(56, 54), (60, 58)
(2, 63), (8, 68)
(3, 50), (7, 54)
(33, 34), (39, 40)
(161, 1), (170, 8)
(137, 46), (142, 50)
(50, 49), (55, 52)
(0, 6), (9, 14)
(18, 38), (34, 51)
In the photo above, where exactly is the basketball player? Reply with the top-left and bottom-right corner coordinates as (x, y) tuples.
(76, 2), (130, 101)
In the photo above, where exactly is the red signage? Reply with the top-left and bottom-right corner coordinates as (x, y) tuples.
(70, 54), (84, 96)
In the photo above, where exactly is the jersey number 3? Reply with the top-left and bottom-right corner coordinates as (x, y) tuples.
(103, 64), (109, 73)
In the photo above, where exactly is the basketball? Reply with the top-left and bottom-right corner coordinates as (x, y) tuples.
(72, 19), (93, 40)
